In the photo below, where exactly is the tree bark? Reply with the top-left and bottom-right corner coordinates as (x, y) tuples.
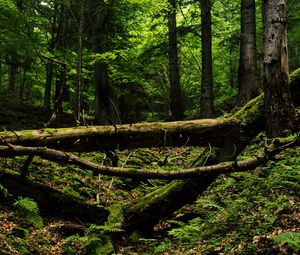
(200, 0), (214, 118)
(168, 0), (184, 120)
(262, 0), (295, 138)
(238, 0), (259, 105)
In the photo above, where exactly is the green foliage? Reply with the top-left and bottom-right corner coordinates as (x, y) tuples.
(168, 218), (202, 245)
(84, 236), (115, 255)
(0, 184), (8, 198)
(62, 233), (115, 255)
(13, 197), (43, 228)
(85, 224), (124, 236)
(147, 146), (300, 254)
(271, 232), (300, 252)
(62, 234), (86, 255)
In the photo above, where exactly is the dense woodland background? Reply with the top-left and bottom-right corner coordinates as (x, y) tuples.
(0, 0), (299, 125)
(0, 0), (300, 254)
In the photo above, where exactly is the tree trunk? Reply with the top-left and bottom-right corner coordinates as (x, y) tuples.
(262, 0), (295, 138)
(44, 62), (53, 113)
(0, 57), (3, 89)
(94, 62), (120, 125)
(75, 4), (84, 123)
(238, 0), (259, 105)
(8, 62), (18, 95)
(200, 0), (214, 118)
(44, 3), (59, 113)
(168, 0), (184, 120)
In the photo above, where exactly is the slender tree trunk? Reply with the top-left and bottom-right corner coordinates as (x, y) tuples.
(44, 3), (58, 113)
(54, 3), (67, 114)
(0, 57), (3, 88)
(75, 4), (84, 123)
(200, 0), (214, 118)
(168, 0), (184, 120)
(8, 62), (18, 95)
(262, 0), (295, 138)
(238, 0), (259, 105)
(44, 62), (53, 112)
(19, 61), (30, 101)
(54, 69), (66, 114)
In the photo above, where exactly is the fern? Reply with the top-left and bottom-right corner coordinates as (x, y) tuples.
(13, 197), (43, 228)
(271, 232), (300, 252)
(168, 218), (202, 245)
(85, 224), (124, 236)
(0, 184), (8, 198)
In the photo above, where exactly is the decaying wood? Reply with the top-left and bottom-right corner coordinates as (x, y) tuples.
(0, 144), (266, 180)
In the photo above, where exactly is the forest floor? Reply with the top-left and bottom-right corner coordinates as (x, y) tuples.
(0, 99), (299, 254)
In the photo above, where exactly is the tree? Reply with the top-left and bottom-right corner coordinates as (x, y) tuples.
(75, 2), (85, 123)
(168, 0), (185, 120)
(86, 0), (121, 125)
(200, 0), (214, 118)
(262, 0), (295, 137)
(238, 0), (259, 105)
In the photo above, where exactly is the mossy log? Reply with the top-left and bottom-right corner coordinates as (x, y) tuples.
(0, 119), (239, 152)
(1, 170), (109, 224)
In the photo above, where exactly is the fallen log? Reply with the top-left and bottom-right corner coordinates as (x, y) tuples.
(0, 119), (239, 152)
(0, 144), (266, 179)
(0, 170), (109, 224)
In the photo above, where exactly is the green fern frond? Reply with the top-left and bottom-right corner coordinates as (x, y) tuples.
(85, 224), (124, 236)
(168, 217), (202, 245)
(13, 197), (43, 228)
(271, 232), (300, 252)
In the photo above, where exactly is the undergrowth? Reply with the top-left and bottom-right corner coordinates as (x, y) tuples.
(0, 141), (299, 254)
(136, 147), (300, 255)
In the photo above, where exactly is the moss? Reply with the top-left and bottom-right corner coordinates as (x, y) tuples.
(16, 130), (34, 141)
(230, 94), (264, 126)
(131, 180), (186, 211)
(84, 236), (114, 255)
(107, 204), (124, 226)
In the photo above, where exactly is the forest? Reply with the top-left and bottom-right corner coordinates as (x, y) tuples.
(0, 0), (299, 254)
